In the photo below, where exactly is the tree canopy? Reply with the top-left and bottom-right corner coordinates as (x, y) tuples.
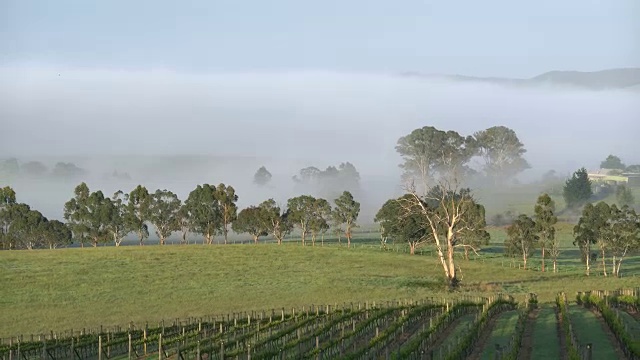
(474, 126), (529, 182)
(600, 154), (626, 170)
(332, 191), (360, 248)
(253, 166), (272, 186)
(563, 168), (593, 209)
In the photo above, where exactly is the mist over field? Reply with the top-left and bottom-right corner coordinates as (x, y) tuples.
(1, 66), (639, 222)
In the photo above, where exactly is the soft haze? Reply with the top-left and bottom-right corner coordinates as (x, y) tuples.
(1, 0), (639, 222)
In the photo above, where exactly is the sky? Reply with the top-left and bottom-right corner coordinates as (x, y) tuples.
(2, 0), (639, 77)
(1, 0), (639, 220)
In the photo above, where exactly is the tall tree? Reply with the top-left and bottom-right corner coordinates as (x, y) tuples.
(398, 184), (488, 287)
(375, 195), (430, 255)
(396, 126), (475, 191)
(0, 186), (17, 249)
(124, 185), (152, 246)
(287, 195), (317, 246)
(259, 199), (292, 245)
(6, 204), (48, 250)
(600, 154), (626, 170)
(149, 189), (181, 245)
(85, 190), (113, 247)
(458, 202), (490, 260)
(563, 168), (593, 209)
(253, 166), (273, 186)
(233, 206), (270, 243)
(215, 183), (238, 244)
(474, 126), (529, 182)
(177, 204), (191, 244)
(308, 198), (331, 246)
(63, 183), (92, 248)
(534, 194), (558, 272)
(573, 202), (608, 276)
(332, 191), (361, 248)
(43, 220), (73, 249)
(185, 184), (221, 245)
(106, 191), (128, 247)
(606, 205), (640, 277)
(506, 214), (539, 270)
(616, 185), (635, 206)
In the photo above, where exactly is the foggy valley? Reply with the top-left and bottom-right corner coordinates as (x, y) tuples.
(1, 66), (639, 225)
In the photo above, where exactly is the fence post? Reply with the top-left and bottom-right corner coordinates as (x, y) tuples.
(143, 328), (147, 355)
(585, 343), (592, 360)
(158, 333), (162, 360)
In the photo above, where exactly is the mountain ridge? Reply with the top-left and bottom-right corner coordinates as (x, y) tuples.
(401, 68), (640, 90)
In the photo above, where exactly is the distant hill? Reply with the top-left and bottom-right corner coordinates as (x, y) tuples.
(402, 68), (640, 90)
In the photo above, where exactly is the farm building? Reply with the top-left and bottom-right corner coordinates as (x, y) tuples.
(588, 169), (640, 187)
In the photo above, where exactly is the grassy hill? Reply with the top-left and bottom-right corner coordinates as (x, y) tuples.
(1, 226), (638, 338)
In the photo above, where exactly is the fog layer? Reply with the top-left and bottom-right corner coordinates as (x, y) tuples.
(2, 66), (639, 221)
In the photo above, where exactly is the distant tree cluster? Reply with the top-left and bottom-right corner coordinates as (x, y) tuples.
(1, 181), (361, 250)
(573, 202), (640, 277)
(504, 194), (559, 272)
(0, 187), (72, 250)
(292, 162), (361, 199)
(396, 125), (529, 191)
(0, 158), (87, 180)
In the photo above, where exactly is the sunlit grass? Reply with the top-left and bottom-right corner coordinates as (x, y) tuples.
(1, 223), (638, 338)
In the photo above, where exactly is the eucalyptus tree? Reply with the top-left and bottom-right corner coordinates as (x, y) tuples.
(185, 184), (222, 245)
(253, 166), (272, 186)
(63, 182), (92, 247)
(233, 205), (270, 244)
(287, 195), (317, 246)
(396, 126), (476, 191)
(215, 183), (238, 244)
(398, 185), (489, 287)
(43, 220), (73, 249)
(259, 199), (292, 245)
(573, 202), (609, 276)
(606, 205), (640, 277)
(332, 191), (360, 248)
(506, 214), (539, 270)
(474, 126), (529, 183)
(0, 186), (17, 249)
(124, 185), (152, 246)
(375, 195), (430, 255)
(309, 198), (331, 246)
(106, 190), (128, 247)
(534, 193), (558, 272)
(149, 189), (181, 245)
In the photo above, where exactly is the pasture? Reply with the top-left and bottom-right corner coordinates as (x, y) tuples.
(1, 223), (639, 340)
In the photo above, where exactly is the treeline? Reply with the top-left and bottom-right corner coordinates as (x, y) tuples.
(503, 194), (640, 277)
(0, 183), (360, 250)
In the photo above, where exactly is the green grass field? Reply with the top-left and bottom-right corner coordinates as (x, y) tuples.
(529, 306), (561, 359)
(1, 226), (639, 339)
(479, 310), (520, 359)
(568, 305), (621, 359)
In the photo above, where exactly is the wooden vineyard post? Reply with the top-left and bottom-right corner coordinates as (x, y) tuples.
(196, 340), (200, 359)
(143, 328), (147, 355)
(158, 334), (162, 360)
(220, 341), (225, 359)
(128, 333), (132, 360)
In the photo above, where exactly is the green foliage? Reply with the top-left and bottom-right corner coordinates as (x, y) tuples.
(253, 166), (272, 186)
(600, 154), (626, 170)
(396, 126), (476, 189)
(287, 195), (318, 245)
(474, 125), (530, 182)
(616, 184), (635, 206)
(563, 168), (593, 209)
(124, 185), (152, 245)
(374, 195), (429, 253)
(232, 205), (270, 243)
(184, 184), (222, 244)
(149, 189), (181, 245)
(576, 293), (640, 357)
(215, 183), (238, 244)
(332, 191), (360, 247)
(63, 183), (113, 247)
(308, 197), (331, 246)
(258, 199), (292, 245)
(534, 193), (558, 271)
(505, 214), (538, 269)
